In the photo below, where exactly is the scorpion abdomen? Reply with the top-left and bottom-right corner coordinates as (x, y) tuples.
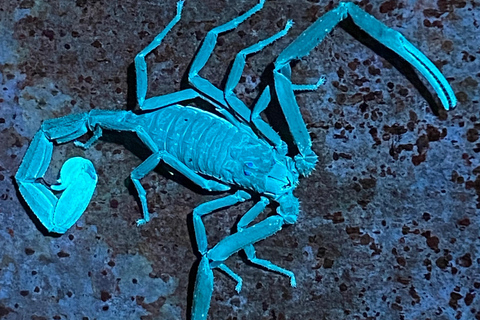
(142, 105), (274, 188)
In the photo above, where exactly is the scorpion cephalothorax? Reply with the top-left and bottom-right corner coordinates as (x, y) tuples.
(16, 0), (456, 319)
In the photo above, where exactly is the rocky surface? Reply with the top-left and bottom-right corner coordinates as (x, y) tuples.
(0, 0), (479, 319)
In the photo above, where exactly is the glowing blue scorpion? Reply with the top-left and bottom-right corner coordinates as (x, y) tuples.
(16, 1), (456, 318)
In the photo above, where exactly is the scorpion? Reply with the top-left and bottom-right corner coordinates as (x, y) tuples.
(15, 1), (456, 319)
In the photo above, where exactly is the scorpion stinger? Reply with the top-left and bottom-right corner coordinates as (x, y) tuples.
(15, 129), (98, 234)
(273, 2), (457, 177)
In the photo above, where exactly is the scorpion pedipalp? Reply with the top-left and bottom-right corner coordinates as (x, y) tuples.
(273, 2), (457, 177)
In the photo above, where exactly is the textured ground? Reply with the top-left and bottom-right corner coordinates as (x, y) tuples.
(1, 0), (479, 319)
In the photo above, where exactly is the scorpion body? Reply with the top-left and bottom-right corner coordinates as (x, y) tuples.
(15, 1), (456, 319)
(140, 105), (298, 194)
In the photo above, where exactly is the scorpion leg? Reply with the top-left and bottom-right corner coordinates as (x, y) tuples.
(205, 215), (288, 285)
(191, 191), (251, 320)
(222, 21), (292, 151)
(237, 197), (296, 287)
(193, 190), (251, 254)
(133, 0), (244, 124)
(132, 151), (231, 226)
(217, 264), (243, 293)
(134, 0), (184, 108)
(133, 1), (226, 112)
(141, 89), (202, 111)
(74, 126), (102, 149)
(188, 0), (265, 122)
(224, 20), (293, 126)
(191, 194), (295, 319)
(290, 77), (326, 92)
(249, 86), (288, 155)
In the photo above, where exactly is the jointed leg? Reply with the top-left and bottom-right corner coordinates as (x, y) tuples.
(218, 20), (292, 150)
(188, 0), (265, 121)
(207, 215), (286, 267)
(218, 264), (243, 293)
(134, 1), (184, 108)
(291, 76), (326, 91)
(191, 215), (286, 320)
(74, 126), (102, 149)
(140, 88), (202, 111)
(130, 153), (160, 226)
(193, 190), (251, 254)
(195, 196), (296, 286)
(251, 81), (322, 155)
(236, 197), (296, 286)
(132, 1), (236, 115)
(190, 190), (251, 319)
(132, 151), (231, 226)
(251, 86), (287, 154)
(190, 195), (295, 319)
(224, 20), (293, 124)
(243, 245), (296, 287)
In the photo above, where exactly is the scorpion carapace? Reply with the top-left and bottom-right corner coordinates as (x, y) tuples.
(15, 1), (456, 319)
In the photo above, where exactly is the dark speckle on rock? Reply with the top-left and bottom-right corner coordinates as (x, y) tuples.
(56, 251), (70, 258)
(91, 40), (102, 48)
(412, 153), (426, 166)
(100, 291), (112, 302)
(359, 177), (376, 189)
(109, 198), (119, 209)
(457, 253), (472, 267)
(42, 29), (55, 41)
(467, 128), (479, 142)
(379, 0), (397, 14)
(19, 290), (29, 297)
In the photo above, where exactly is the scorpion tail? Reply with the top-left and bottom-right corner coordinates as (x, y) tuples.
(16, 129), (98, 234)
(191, 256), (214, 320)
(16, 112), (115, 233)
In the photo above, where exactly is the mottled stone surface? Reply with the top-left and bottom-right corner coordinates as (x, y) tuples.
(1, 0), (479, 319)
